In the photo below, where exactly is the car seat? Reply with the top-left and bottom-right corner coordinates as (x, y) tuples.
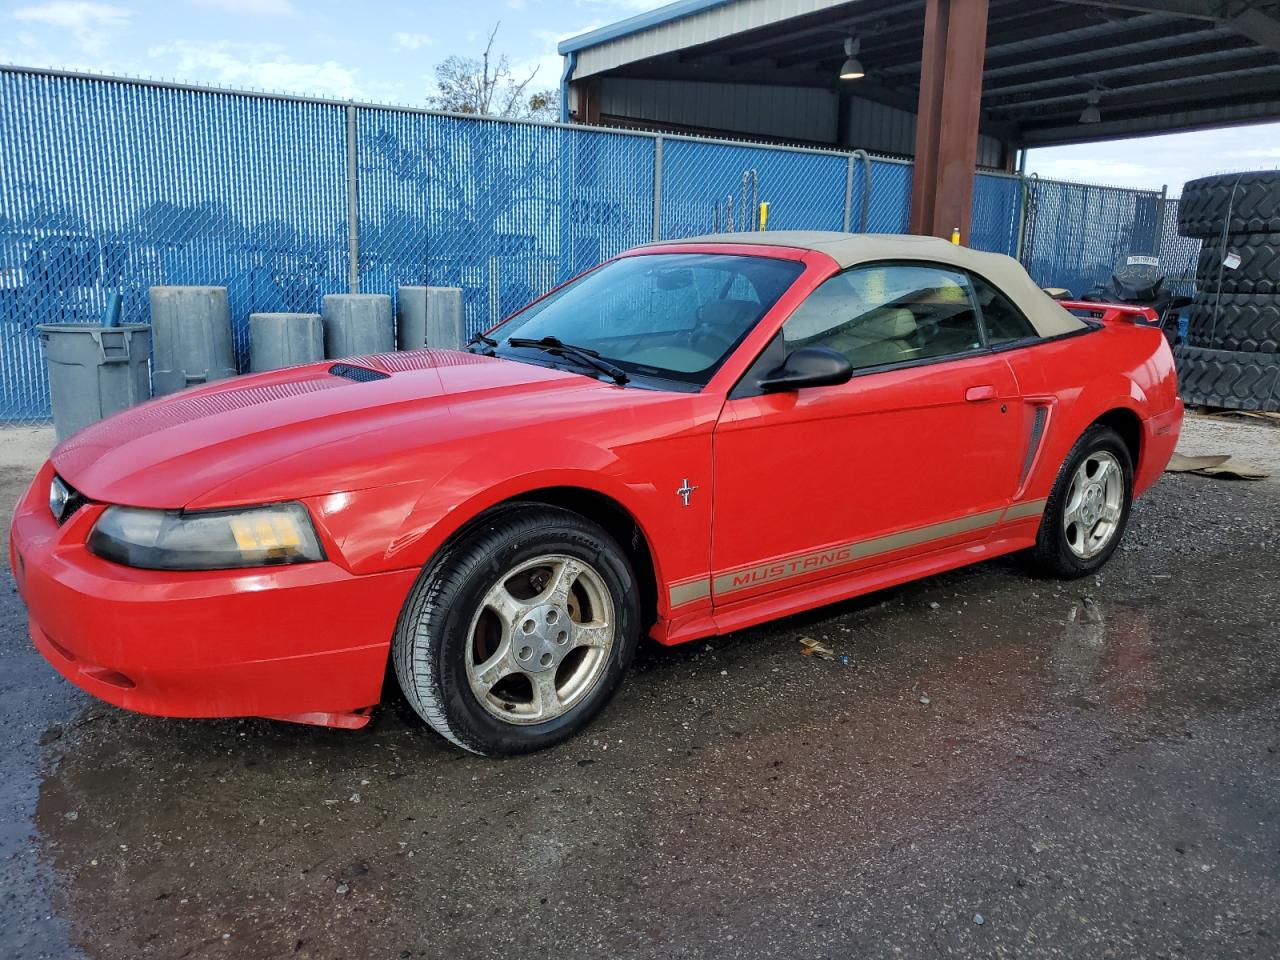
(828, 307), (919, 367)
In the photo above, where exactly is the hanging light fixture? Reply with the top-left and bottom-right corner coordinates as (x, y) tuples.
(839, 35), (865, 80)
(1079, 88), (1102, 124)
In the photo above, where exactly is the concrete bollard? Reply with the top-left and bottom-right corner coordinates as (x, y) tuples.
(322, 294), (394, 359)
(397, 286), (465, 350)
(249, 313), (324, 372)
(148, 286), (237, 395)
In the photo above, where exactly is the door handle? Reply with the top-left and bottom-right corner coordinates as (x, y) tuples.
(965, 385), (997, 402)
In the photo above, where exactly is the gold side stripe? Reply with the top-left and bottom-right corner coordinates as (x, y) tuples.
(667, 499), (1049, 606)
(712, 508), (1005, 595)
(707, 498), (1050, 598)
(668, 578), (711, 607)
(1001, 498), (1048, 522)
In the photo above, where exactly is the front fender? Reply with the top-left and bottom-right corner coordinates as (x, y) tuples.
(307, 423), (717, 623)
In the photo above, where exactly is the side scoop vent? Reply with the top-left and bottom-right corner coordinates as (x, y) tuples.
(1019, 405), (1050, 487)
(328, 363), (390, 383)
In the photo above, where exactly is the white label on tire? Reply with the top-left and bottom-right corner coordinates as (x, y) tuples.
(1222, 252), (1242, 269)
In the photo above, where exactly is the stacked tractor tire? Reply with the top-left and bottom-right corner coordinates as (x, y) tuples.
(1175, 170), (1280, 411)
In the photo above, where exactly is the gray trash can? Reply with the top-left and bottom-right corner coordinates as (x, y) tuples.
(323, 294), (394, 358)
(38, 323), (152, 441)
(398, 286), (465, 350)
(250, 312), (324, 372)
(149, 285), (237, 395)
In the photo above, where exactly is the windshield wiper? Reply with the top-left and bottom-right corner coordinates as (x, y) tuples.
(506, 336), (629, 385)
(466, 332), (498, 354)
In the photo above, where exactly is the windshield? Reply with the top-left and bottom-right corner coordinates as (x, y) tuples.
(488, 253), (804, 388)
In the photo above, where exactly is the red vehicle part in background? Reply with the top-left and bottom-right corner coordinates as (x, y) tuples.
(1058, 301), (1161, 326)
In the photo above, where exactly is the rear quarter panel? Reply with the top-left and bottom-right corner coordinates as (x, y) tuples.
(1002, 322), (1180, 501)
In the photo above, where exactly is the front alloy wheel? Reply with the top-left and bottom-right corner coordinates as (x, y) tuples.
(393, 505), (639, 756)
(465, 555), (616, 724)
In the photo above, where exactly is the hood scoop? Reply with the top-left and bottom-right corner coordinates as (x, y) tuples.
(328, 362), (390, 383)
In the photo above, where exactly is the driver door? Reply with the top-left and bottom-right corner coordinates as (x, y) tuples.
(711, 262), (1024, 605)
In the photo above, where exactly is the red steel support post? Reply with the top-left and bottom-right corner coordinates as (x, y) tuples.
(909, 0), (990, 243)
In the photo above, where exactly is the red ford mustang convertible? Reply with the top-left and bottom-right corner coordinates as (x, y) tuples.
(10, 232), (1183, 755)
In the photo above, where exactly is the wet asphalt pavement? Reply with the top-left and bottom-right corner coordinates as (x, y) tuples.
(1, 472), (1278, 960)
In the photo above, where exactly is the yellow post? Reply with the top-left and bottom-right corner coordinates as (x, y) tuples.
(758, 202), (769, 231)
(950, 226), (961, 245)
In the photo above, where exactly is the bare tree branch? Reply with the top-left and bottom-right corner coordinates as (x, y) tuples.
(427, 21), (559, 121)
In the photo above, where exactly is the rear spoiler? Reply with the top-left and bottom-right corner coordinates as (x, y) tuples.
(1057, 301), (1160, 326)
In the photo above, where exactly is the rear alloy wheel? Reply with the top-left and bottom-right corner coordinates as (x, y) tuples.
(392, 506), (639, 756)
(1061, 451), (1124, 561)
(1028, 425), (1133, 578)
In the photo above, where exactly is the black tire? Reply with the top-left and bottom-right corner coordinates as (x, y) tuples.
(1194, 233), (1280, 296)
(1177, 170), (1280, 238)
(1027, 425), (1134, 579)
(1174, 344), (1280, 411)
(1184, 293), (1280, 354)
(392, 505), (640, 756)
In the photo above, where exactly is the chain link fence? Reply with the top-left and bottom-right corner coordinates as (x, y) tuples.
(1019, 176), (1166, 298)
(1, 66), (1180, 423)
(658, 137), (848, 237)
(1155, 197), (1201, 297)
(356, 109), (655, 338)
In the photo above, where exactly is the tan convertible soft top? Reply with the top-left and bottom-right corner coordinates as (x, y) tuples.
(647, 230), (1086, 339)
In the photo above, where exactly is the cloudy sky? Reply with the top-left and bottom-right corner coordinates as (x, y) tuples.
(3, 0), (1278, 193)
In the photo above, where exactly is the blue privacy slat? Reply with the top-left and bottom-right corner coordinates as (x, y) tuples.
(355, 110), (654, 337)
(1, 71), (348, 420)
(0, 68), (1174, 422)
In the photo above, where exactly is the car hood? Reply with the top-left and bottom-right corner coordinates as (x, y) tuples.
(51, 349), (621, 509)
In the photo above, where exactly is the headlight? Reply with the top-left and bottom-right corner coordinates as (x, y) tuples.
(87, 502), (325, 570)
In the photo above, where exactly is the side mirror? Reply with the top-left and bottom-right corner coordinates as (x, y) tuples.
(758, 346), (853, 392)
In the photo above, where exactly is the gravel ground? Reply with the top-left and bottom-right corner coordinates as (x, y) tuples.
(1, 418), (1277, 960)
(1173, 414), (1280, 483)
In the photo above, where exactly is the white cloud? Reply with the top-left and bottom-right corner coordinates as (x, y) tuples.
(393, 32), (435, 50)
(534, 24), (601, 45)
(10, 1), (129, 30)
(10, 2), (131, 56)
(1226, 147), (1280, 161)
(1025, 157), (1154, 189)
(147, 39), (366, 99)
(514, 27), (585, 90)
(512, 51), (565, 88)
(190, 0), (297, 13)
(1027, 123), (1280, 193)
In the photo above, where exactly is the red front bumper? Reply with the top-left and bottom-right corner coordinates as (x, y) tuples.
(9, 463), (418, 727)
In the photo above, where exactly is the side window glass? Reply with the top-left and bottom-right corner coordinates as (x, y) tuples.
(783, 263), (983, 371)
(971, 274), (1037, 344)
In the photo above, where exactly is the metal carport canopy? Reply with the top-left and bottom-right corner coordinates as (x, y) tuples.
(558, 0), (1280, 148)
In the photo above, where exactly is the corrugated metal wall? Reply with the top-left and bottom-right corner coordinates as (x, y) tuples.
(596, 76), (1006, 167)
(599, 77), (837, 143)
(573, 0), (850, 77)
(839, 96), (1006, 168)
